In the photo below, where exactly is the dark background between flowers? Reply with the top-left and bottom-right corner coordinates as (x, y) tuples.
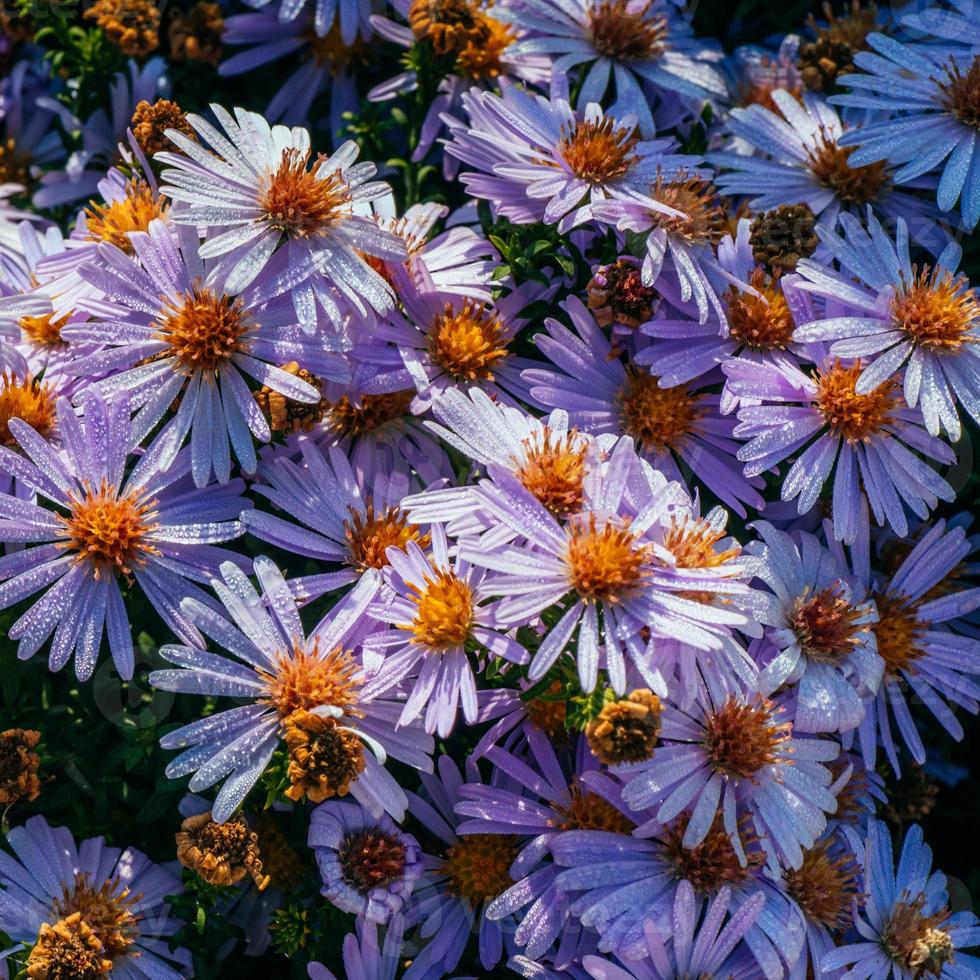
(0, 0), (977, 976)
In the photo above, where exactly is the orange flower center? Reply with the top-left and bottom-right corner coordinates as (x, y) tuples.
(880, 896), (953, 977)
(84, 179), (168, 254)
(457, 13), (514, 80)
(18, 312), (70, 349)
(725, 267), (796, 350)
(260, 643), (362, 719)
(553, 781), (634, 832)
(427, 300), (510, 381)
(619, 366), (700, 452)
(51, 873), (140, 960)
(815, 360), (899, 442)
(702, 695), (790, 778)
(784, 840), (860, 930)
(807, 132), (890, 205)
(645, 176), (727, 246)
(153, 287), (252, 373)
(441, 834), (516, 904)
(661, 812), (763, 892)
(558, 118), (639, 184)
(515, 429), (587, 517)
(0, 373), (56, 446)
(130, 99), (194, 158)
(345, 503), (429, 571)
(261, 148), (352, 238)
(408, 0), (483, 54)
(83, 0), (160, 57)
(402, 569), (474, 649)
(329, 390), (415, 437)
(588, 0), (667, 62)
(523, 681), (568, 737)
(872, 593), (926, 678)
(891, 267), (979, 352)
(566, 514), (649, 601)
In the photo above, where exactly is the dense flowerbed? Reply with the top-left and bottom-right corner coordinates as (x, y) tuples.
(0, 0), (978, 976)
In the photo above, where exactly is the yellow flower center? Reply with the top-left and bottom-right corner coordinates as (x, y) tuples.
(515, 429), (587, 517)
(408, 0), (482, 54)
(702, 695), (790, 778)
(283, 708), (366, 804)
(345, 503), (429, 571)
(19, 312), (70, 349)
(891, 267), (979, 352)
(566, 514), (649, 601)
(815, 360), (899, 442)
(456, 13), (515, 80)
(585, 688), (662, 765)
(167, 1), (224, 64)
(441, 834), (516, 904)
(427, 300), (510, 381)
(50, 874), (140, 961)
(260, 643), (362, 719)
(557, 118), (639, 184)
(27, 913), (113, 979)
(261, 148), (353, 238)
(403, 569), (474, 649)
(619, 366), (700, 452)
(0, 373), (56, 446)
(84, 179), (168, 253)
(553, 780), (635, 832)
(153, 287), (252, 373)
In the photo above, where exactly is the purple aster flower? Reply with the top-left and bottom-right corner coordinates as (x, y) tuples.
(710, 91), (948, 252)
(581, 881), (767, 980)
(617, 686), (840, 871)
(0, 392), (247, 681)
(725, 36), (802, 111)
(444, 82), (702, 229)
(725, 354), (956, 544)
(852, 519), (980, 774)
(459, 730), (633, 965)
(309, 800), (423, 922)
(832, 32), (980, 229)
(495, 0), (726, 136)
(150, 557), (434, 822)
(156, 105), (406, 328)
(791, 210), (980, 441)
(551, 809), (804, 973)
(363, 525), (528, 736)
(523, 296), (764, 514)
(243, 436), (427, 604)
(0, 815), (190, 979)
(747, 520), (883, 733)
(308, 918), (405, 980)
(34, 59), (170, 208)
(461, 435), (756, 694)
(822, 820), (980, 979)
(67, 220), (343, 487)
(401, 756), (518, 976)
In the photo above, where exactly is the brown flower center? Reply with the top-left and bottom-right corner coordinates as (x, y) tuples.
(84, 0), (160, 57)
(167, 1), (224, 64)
(261, 642), (362, 719)
(872, 593), (926, 678)
(785, 840), (860, 930)
(441, 834), (516, 904)
(27, 913), (113, 979)
(567, 514), (649, 601)
(254, 362), (325, 434)
(177, 812), (269, 889)
(880, 897), (953, 977)
(51, 874), (139, 960)
(0, 728), (41, 804)
(524, 682), (568, 737)
(60, 482), (159, 579)
(587, 258), (660, 329)
(261, 148), (352, 238)
(307, 25), (373, 73)
(255, 812), (307, 888)
(619, 366), (700, 452)
(328, 390), (415, 438)
(408, 0), (483, 53)
(726, 267), (796, 350)
(588, 0), (667, 62)
(749, 203), (820, 273)
(586, 688), (662, 765)
(661, 812), (763, 892)
(0, 136), (30, 187)
(402, 569), (474, 649)
(558, 118), (639, 184)
(882, 762), (940, 826)
(84, 179), (168, 253)
(797, 1), (878, 94)
(790, 582), (866, 660)
(345, 503), (429, 571)
(702, 695), (790, 778)
(891, 267), (979, 352)
(131, 99), (194, 159)
(816, 360), (899, 442)
(153, 287), (252, 372)
(646, 176), (727, 246)
(938, 54), (980, 130)
(340, 830), (407, 891)
(0, 373), (55, 445)
(515, 429), (587, 517)
(283, 708), (366, 804)
(807, 132), (890, 204)
(553, 781), (634, 832)
(427, 300), (510, 381)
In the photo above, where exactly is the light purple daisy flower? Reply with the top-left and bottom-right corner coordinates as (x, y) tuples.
(156, 105), (406, 328)
(0, 392), (248, 681)
(581, 882), (768, 980)
(67, 220), (343, 487)
(791, 209), (980, 441)
(725, 354), (956, 544)
(746, 520), (883, 734)
(149, 557), (434, 823)
(444, 81), (702, 229)
(709, 90), (948, 252)
(617, 686), (840, 872)
(851, 519), (980, 774)
(0, 815), (191, 979)
(363, 525), (528, 737)
(523, 296), (765, 514)
(461, 435), (755, 694)
(821, 820), (980, 979)
(831, 32), (980, 229)
(308, 918), (405, 980)
(308, 800), (423, 922)
(494, 0), (726, 136)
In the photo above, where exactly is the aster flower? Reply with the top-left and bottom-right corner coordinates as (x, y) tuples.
(308, 800), (423, 922)
(0, 815), (190, 979)
(617, 686), (840, 871)
(308, 918), (405, 980)
(68, 220), (343, 487)
(523, 296), (764, 514)
(709, 90), (948, 252)
(725, 355), (956, 544)
(444, 82), (702, 229)
(156, 104), (406, 328)
(822, 820), (980, 979)
(580, 882), (768, 980)
(495, 0), (726, 136)
(0, 392), (248, 681)
(243, 436), (427, 604)
(726, 35), (802, 112)
(832, 33), (980, 229)
(461, 435), (755, 694)
(791, 210), (980, 441)
(150, 557), (434, 822)
(363, 525), (528, 736)
(747, 520), (883, 733)
(854, 519), (980, 774)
